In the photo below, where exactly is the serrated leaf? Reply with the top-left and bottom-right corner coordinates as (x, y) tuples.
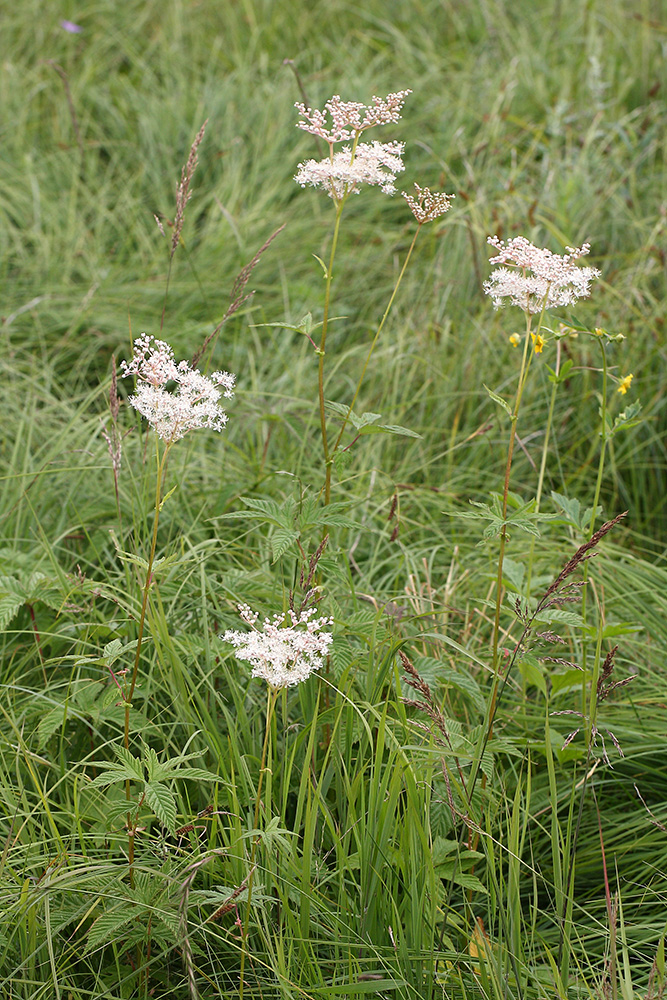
(503, 557), (525, 593)
(144, 781), (177, 833)
(114, 745), (146, 780)
(271, 528), (299, 562)
(37, 706), (67, 747)
(359, 422), (421, 439)
(551, 669), (584, 696)
(142, 745), (161, 781)
(357, 411), (383, 428)
(102, 639), (125, 663)
(86, 904), (138, 951)
(517, 658), (547, 696)
(89, 763), (140, 788)
(0, 592), (25, 630)
(483, 383), (513, 417)
(536, 607), (584, 628)
(172, 767), (219, 782)
(601, 621), (642, 638)
(551, 492), (583, 529)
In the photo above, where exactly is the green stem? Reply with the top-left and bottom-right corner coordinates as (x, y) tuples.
(320, 203), (345, 506)
(525, 340), (561, 596)
(581, 341), (608, 699)
(124, 437), (169, 883)
(488, 310), (533, 729)
(239, 685), (279, 1000)
(487, 289), (551, 735)
(331, 224), (423, 458)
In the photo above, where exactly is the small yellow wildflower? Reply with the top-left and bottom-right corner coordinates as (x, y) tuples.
(594, 327), (604, 336)
(509, 333), (520, 348)
(617, 373), (633, 395)
(531, 332), (545, 354)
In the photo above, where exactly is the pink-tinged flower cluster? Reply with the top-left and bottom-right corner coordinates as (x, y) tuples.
(402, 183), (454, 223)
(121, 335), (235, 443)
(222, 604), (334, 689)
(294, 90), (411, 203)
(295, 91), (411, 146)
(295, 140), (406, 199)
(484, 236), (601, 313)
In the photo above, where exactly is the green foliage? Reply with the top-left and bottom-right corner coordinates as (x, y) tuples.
(0, 0), (666, 997)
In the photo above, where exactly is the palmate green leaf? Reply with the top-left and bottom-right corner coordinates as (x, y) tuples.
(551, 491), (601, 532)
(144, 781), (177, 833)
(325, 400), (421, 439)
(216, 496), (292, 527)
(146, 745), (207, 780)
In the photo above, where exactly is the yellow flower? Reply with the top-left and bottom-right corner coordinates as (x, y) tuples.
(617, 373), (633, 395)
(509, 333), (520, 348)
(594, 327), (604, 336)
(531, 332), (545, 354)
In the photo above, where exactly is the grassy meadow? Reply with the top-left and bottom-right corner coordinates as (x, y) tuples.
(1, 0), (667, 997)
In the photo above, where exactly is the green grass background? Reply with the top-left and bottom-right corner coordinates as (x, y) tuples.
(1, 0), (666, 997)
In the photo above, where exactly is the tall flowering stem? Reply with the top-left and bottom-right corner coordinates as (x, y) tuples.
(120, 335), (234, 881)
(294, 92), (414, 504)
(488, 308), (535, 729)
(222, 605), (333, 1000)
(482, 236), (600, 738)
(579, 339), (609, 702)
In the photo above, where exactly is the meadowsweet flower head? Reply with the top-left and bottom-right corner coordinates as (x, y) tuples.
(121, 335), (235, 443)
(295, 90), (411, 145)
(531, 332), (545, 354)
(295, 140), (405, 199)
(484, 236), (601, 313)
(402, 183), (454, 224)
(617, 373), (633, 394)
(222, 605), (333, 689)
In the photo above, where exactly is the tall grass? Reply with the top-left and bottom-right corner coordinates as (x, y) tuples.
(1, 1), (666, 998)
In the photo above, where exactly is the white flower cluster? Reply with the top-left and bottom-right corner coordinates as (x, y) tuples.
(222, 604), (334, 689)
(295, 141), (406, 199)
(484, 236), (601, 313)
(121, 335), (235, 443)
(295, 91), (412, 146)
(294, 90), (412, 202)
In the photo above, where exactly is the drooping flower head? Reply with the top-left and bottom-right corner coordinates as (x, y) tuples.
(402, 183), (454, 224)
(484, 236), (601, 313)
(121, 335), (235, 443)
(222, 604), (333, 689)
(295, 140), (405, 199)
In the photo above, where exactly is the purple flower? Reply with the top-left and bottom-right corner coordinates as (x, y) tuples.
(60, 20), (83, 33)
